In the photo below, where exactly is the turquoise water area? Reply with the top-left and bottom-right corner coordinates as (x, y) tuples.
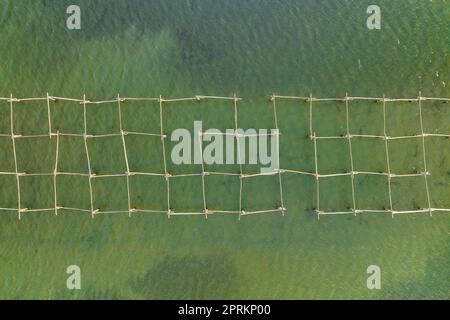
(0, 0), (448, 299)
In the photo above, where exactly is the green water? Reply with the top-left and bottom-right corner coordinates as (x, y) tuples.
(0, 0), (449, 299)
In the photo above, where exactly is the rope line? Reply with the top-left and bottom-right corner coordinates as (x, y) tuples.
(83, 95), (96, 218)
(118, 94), (133, 217)
(271, 95), (286, 215)
(382, 95), (395, 217)
(417, 93), (432, 217)
(159, 95), (171, 218)
(345, 94), (357, 216)
(53, 130), (60, 216)
(9, 95), (22, 219)
(232, 94), (245, 219)
(198, 130), (208, 218)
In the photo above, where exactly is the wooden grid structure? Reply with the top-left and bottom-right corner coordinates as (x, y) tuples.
(0, 94), (285, 219)
(0, 93), (449, 220)
(272, 94), (450, 219)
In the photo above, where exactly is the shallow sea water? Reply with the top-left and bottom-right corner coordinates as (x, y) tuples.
(0, 0), (448, 299)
